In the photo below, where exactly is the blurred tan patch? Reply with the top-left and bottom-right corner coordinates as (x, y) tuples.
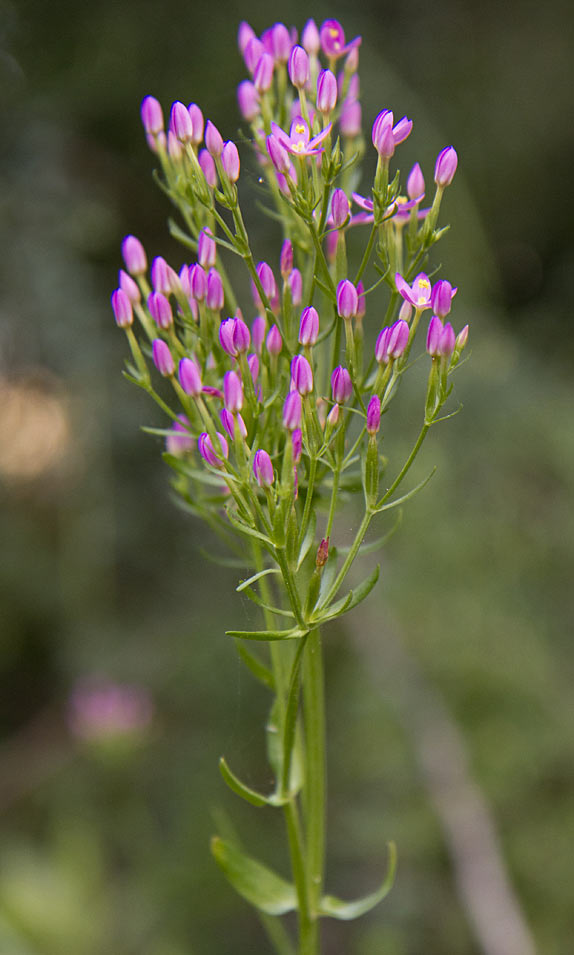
(0, 375), (71, 482)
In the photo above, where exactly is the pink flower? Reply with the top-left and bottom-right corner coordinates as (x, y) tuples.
(270, 116), (332, 157)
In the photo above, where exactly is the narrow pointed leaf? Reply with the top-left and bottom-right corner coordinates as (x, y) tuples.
(236, 568), (281, 592)
(211, 837), (297, 915)
(318, 841), (397, 920)
(240, 585), (294, 619)
(227, 511), (274, 547)
(226, 627), (307, 642)
(219, 757), (270, 807)
(235, 641), (275, 690)
(375, 467), (436, 513)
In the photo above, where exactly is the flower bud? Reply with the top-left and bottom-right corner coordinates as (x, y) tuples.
(339, 98), (361, 137)
(205, 120), (224, 157)
(111, 289), (133, 328)
(244, 37), (265, 74)
(280, 239), (293, 278)
(221, 141), (240, 182)
(151, 256), (175, 294)
(257, 261), (278, 303)
(167, 130), (182, 160)
(357, 281), (366, 319)
(252, 316), (266, 353)
(439, 322), (456, 357)
(248, 353), (259, 383)
(326, 403), (339, 428)
(187, 103), (204, 144)
(237, 80), (260, 121)
(266, 324), (282, 356)
(336, 279), (359, 319)
(199, 149), (217, 187)
(198, 228), (216, 270)
(386, 319), (409, 359)
(220, 408), (247, 440)
(179, 357), (202, 397)
(331, 188), (349, 228)
(122, 235), (147, 276)
(317, 69), (337, 114)
(299, 306), (319, 346)
(118, 270), (141, 304)
(367, 395), (381, 435)
(288, 45), (310, 89)
(206, 268), (224, 310)
(170, 101), (194, 143)
(456, 324), (469, 350)
(375, 327), (391, 365)
(283, 390), (302, 430)
(398, 299), (412, 322)
(271, 22), (292, 62)
(431, 279), (456, 319)
(292, 428), (302, 464)
(426, 315), (443, 356)
(254, 53), (274, 93)
(238, 20), (256, 55)
(302, 18), (320, 54)
(148, 291), (173, 329)
(198, 432), (228, 468)
(266, 134), (291, 176)
(219, 316), (250, 356)
(291, 354), (313, 395)
(152, 339), (175, 376)
(434, 146), (458, 187)
(166, 416), (194, 456)
(253, 449), (274, 487)
(331, 365), (352, 404)
(141, 95), (164, 135)
(289, 269), (302, 306)
(407, 161), (425, 200)
(223, 370), (244, 412)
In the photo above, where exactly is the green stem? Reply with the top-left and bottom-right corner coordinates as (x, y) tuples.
(299, 456), (317, 551)
(302, 628), (326, 940)
(325, 468), (339, 539)
(354, 222), (378, 286)
(378, 422), (430, 507)
(320, 509), (373, 609)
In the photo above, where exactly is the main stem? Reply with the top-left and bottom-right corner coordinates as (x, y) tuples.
(301, 627), (326, 954)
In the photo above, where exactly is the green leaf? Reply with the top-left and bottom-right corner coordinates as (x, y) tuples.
(235, 642), (275, 690)
(375, 467), (436, 513)
(227, 511), (274, 547)
(226, 627), (307, 642)
(236, 568), (281, 592)
(219, 757), (269, 807)
(314, 565), (380, 624)
(211, 837), (297, 915)
(240, 585), (294, 619)
(318, 842), (397, 920)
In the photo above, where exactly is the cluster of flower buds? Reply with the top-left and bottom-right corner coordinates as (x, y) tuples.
(113, 16), (468, 584)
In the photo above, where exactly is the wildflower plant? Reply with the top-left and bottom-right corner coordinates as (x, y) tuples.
(112, 16), (468, 954)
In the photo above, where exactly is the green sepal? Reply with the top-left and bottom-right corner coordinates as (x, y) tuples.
(318, 841), (397, 920)
(314, 565), (380, 624)
(211, 837), (298, 915)
(226, 627), (307, 642)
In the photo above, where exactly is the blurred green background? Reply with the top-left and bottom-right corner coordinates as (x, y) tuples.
(1, 0), (573, 952)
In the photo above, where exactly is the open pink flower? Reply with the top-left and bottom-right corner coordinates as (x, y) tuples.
(395, 272), (434, 310)
(319, 19), (361, 60)
(271, 116), (332, 157)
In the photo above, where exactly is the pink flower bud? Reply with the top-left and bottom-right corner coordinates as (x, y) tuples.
(289, 269), (303, 306)
(292, 428), (303, 463)
(431, 279), (457, 318)
(206, 268), (224, 310)
(266, 324), (282, 356)
(407, 161), (425, 200)
(252, 316), (266, 353)
(398, 299), (412, 322)
(166, 415), (194, 456)
(387, 319), (409, 359)
(205, 120), (223, 157)
(248, 353), (259, 383)
(220, 408), (247, 440)
(339, 98), (361, 137)
(336, 279), (359, 319)
(167, 131), (182, 160)
(223, 370), (244, 412)
(148, 291), (173, 329)
(439, 322), (456, 357)
(238, 21), (256, 55)
(375, 326), (391, 365)
(253, 449), (274, 487)
(122, 235), (147, 276)
(237, 80), (260, 122)
(179, 357), (202, 397)
(254, 53), (274, 93)
(317, 68), (337, 114)
(288, 45), (310, 89)
(456, 324), (469, 350)
(271, 22), (292, 62)
(434, 146), (458, 187)
(170, 101), (194, 143)
(219, 317), (250, 356)
(151, 256), (174, 294)
(291, 354), (313, 395)
(199, 148), (217, 187)
(198, 228), (216, 270)
(266, 134), (291, 176)
(331, 188), (349, 228)
(198, 432), (228, 468)
(283, 390), (302, 430)
(426, 315), (443, 356)
(244, 36), (265, 74)
(119, 270), (141, 304)
(302, 19), (320, 54)
(280, 239), (293, 278)
(222, 141), (240, 182)
(331, 365), (352, 404)
(141, 96), (164, 135)
(257, 261), (278, 302)
(357, 281), (366, 319)
(188, 103), (204, 144)
(152, 339), (174, 376)
(299, 306), (319, 345)
(367, 395), (381, 435)
(111, 288), (133, 328)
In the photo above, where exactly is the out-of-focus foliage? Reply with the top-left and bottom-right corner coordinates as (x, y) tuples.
(0, 0), (573, 952)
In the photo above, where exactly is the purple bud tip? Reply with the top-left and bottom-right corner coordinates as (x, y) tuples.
(119, 269), (141, 304)
(266, 133), (291, 176)
(331, 365), (353, 404)
(179, 357), (202, 397)
(152, 339), (175, 377)
(238, 21), (256, 54)
(407, 161), (425, 200)
(456, 324), (469, 350)
(299, 306), (319, 346)
(199, 149), (217, 188)
(291, 354), (314, 395)
(317, 69), (337, 114)
(289, 269), (303, 307)
(302, 18), (320, 54)
(431, 279), (455, 319)
(222, 141), (240, 182)
(122, 235), (147, 276)
(270, 23), (291, 62)
(339, 98), (361, 137)
(257, 261), (278, 301)
(426, 315), (443, 357)
(280, 239), (293, 278)
(198, 432), (228, 468)
(188, 103), (204, 145)
(439, 322), (456, 357)
(148, 291), (174, 330)
(205, 120), (224, 157)
(331, 188), (350, 229)
(266, 324), (283, 356)
(251, 315), (266, 353)
(111, 289), (133, 328)
(375, 326), (391, 365)
(288, 45), (310, 89)
(223, 370), (244, 412)
(336, 279), (359, 319)
(434, 146), (458, 187)
(170, 101), (194, 143)
(367, 395), (381, 435)
(357, 281), (366, 319)
(206, 268), (224, 311)
(253, 449), (274, 488)
(219, 316), (250, 357)
(237, 80), (260, 122)
(254, 52), (274, 93)
(198, 228), (217, 269)
(141, 96), (164, 135)
(283, 390), (302, 431)
(387, 319), (410, 359)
